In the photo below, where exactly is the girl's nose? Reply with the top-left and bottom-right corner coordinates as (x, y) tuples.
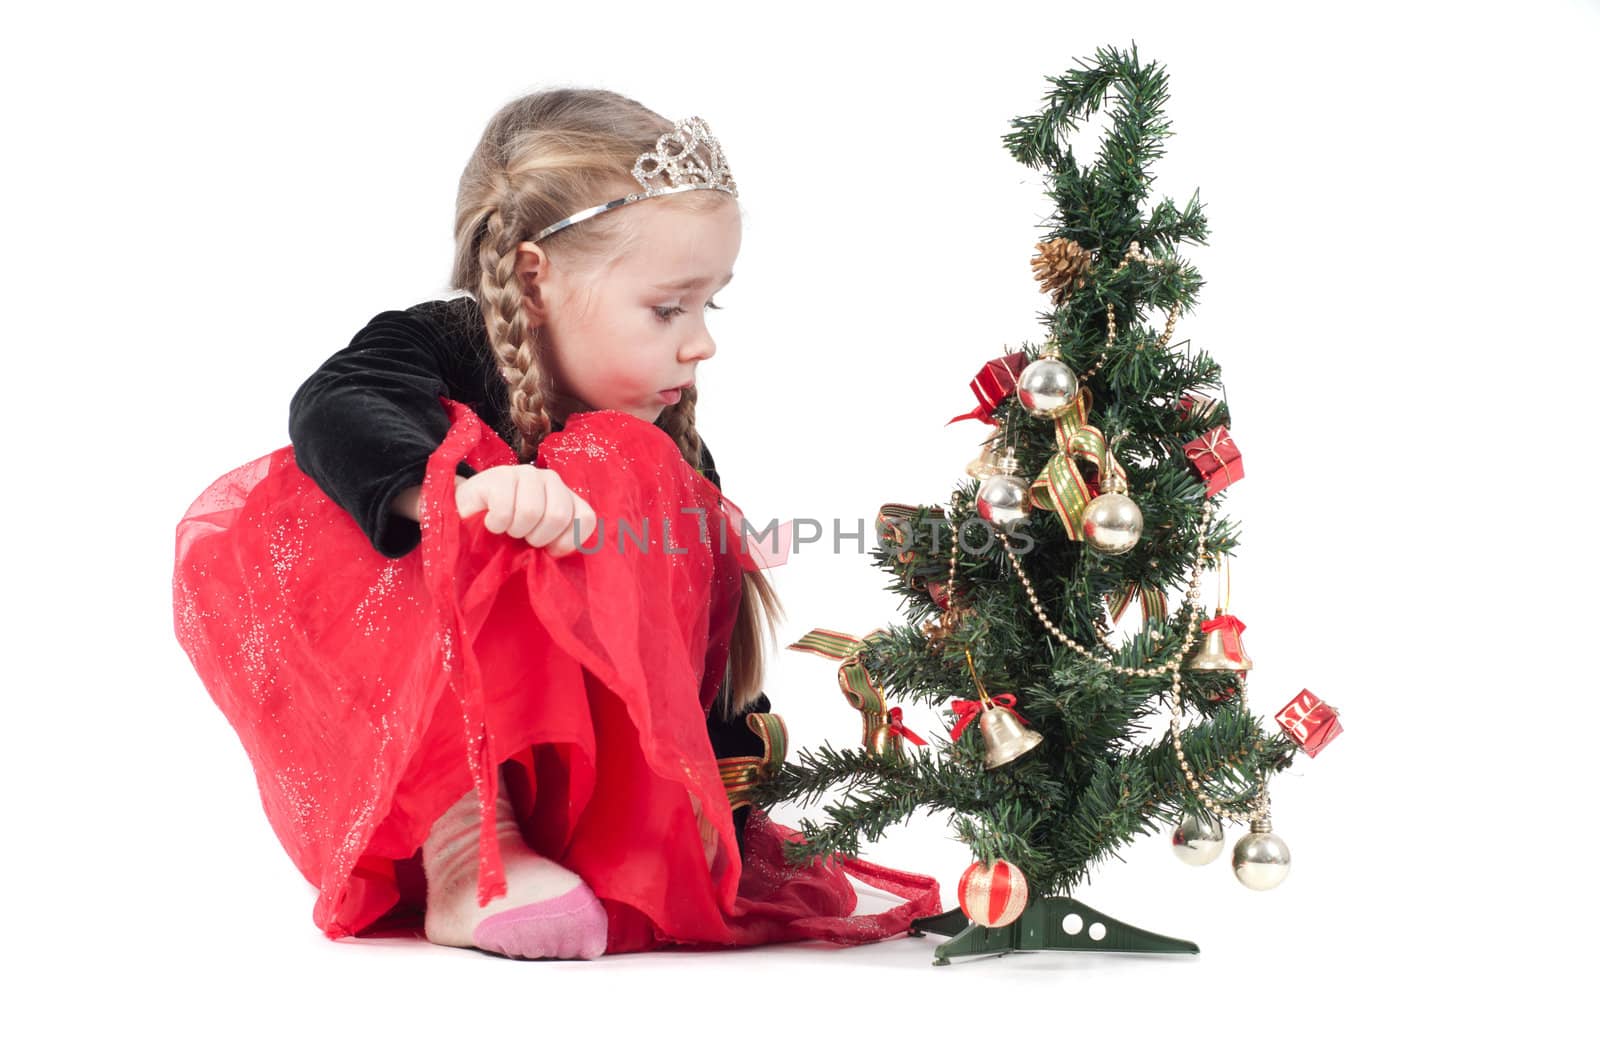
(681, 321), (716, 363)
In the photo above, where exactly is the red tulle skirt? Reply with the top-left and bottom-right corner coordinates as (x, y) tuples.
(172, 400), (940, 952)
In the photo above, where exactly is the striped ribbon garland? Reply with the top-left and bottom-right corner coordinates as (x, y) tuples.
(788, 627), (906, 755)
(1027, 387), (1129, 540)
(874, 502), (943, 566)
(1105, 581), (1171, 627)
(717, 713), (789, 812)
(875, 501), (951, 601)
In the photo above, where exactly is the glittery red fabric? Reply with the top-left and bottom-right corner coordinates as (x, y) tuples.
(173, 400), (940, 951)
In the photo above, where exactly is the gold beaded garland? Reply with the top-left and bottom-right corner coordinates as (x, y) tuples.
(1080, 241), (1181, 386)
(987, 497), (1263, 825)
(941, 239), (1264, 824)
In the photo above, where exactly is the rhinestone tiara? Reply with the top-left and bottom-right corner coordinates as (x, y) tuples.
(530, 116), (738, 242)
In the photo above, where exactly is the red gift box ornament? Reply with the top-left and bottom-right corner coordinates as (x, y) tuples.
(948, 349), (1030, 427)
(1183, 426), (1244, 497)
(1275, 688), (1343, 758)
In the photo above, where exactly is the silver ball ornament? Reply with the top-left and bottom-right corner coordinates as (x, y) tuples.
(1171, 809), (1225, 866)
(1017, 357), (1079, 418)
(1081, 491), (1143, 554)
(1233, 825), (1292, 890)
(976, 473), (1032, 531)
(975, 447), (1032, 531)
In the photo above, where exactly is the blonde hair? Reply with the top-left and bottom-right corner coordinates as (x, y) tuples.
(448, 87), (782, 719)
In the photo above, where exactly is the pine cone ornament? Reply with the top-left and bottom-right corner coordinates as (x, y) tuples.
(1031, 238), (1093, 305)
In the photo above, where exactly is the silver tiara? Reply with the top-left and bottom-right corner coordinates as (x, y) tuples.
(530, 116), (738, 242)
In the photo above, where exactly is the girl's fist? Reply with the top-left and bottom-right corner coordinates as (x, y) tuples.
(454, 466), (597, 556)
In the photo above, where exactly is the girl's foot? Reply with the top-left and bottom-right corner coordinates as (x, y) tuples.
(421, 778), (607, 960)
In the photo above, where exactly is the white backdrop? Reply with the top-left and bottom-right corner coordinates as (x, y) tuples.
(5, 0), (1593, 1057)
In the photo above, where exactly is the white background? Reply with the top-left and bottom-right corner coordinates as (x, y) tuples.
(4, 0), (1594, 1057)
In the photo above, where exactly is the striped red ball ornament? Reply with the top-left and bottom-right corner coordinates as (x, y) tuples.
(957, 859), (1030, 927)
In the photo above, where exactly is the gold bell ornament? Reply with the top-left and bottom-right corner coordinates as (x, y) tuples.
(1185, 608), (1254, 672)
(978, 701), (1044, 769)
(868, 706), (929, 758)
(950, 650), (1043, 770)
(965, 431), (1005, 479)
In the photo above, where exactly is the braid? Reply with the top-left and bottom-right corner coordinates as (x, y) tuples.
(656, 385), (704, 470)
(477, 204), (556, 462)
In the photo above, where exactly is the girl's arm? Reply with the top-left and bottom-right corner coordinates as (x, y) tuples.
(289, 301), (492, 557)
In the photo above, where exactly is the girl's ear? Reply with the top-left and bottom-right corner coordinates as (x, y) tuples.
(514, 241), (553, 326)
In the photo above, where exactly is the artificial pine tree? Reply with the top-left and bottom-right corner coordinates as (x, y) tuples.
(749, 43), (1342, 965)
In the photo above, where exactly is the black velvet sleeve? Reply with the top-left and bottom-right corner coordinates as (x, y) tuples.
(287, 303), (490, 559)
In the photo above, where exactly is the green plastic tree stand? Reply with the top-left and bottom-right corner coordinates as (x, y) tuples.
(907, 896), (1199, 966)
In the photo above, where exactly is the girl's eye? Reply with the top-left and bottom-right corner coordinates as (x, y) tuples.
(653, 301), (725, 322)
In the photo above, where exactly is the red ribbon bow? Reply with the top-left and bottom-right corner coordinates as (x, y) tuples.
(947, 351), (1029, 427)
(948, 693), (1025, 741)
(1199, 613), (1248, 667)
(886, 706), (928, 746)
(1200, 613), (1246, 637)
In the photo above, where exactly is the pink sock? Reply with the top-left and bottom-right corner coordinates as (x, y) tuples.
(469, 883), (609, 961)
(422, 774), (608, 960)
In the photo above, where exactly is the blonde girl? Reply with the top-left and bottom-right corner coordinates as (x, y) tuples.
(174, 89), (939, 962)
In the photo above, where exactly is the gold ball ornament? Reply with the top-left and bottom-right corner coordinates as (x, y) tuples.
(1171, 808), (1226, 866)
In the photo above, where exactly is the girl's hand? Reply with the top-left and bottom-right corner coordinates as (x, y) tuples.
(454, 466), (598, 556)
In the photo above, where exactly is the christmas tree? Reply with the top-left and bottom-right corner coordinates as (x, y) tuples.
(748, 43), (1343, 965)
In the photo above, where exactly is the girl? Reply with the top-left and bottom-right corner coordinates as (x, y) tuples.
(173, 88), (941, 960)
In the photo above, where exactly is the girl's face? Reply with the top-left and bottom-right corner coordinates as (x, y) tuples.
(516, 193), (741, 425)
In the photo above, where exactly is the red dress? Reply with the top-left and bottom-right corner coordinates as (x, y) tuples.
(172, 399), (941, 952)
